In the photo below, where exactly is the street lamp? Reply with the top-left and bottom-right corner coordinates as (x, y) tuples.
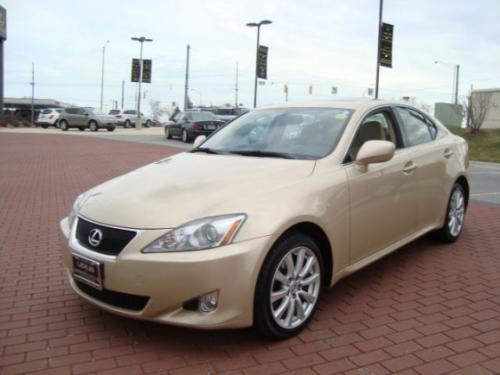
(246, 19), (272, 108)
(131, 36), (153, 129)
(434, 60), (460, 105)
(99, 40), (109, 113)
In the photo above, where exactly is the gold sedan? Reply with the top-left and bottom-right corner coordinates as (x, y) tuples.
(59, 100), (469, 339)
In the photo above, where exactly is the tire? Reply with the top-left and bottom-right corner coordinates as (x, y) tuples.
(145, 120), (151, 128)
(89, 121), (98, 132)
(124, 120), (131, 128)
(165, 127), (172, 139)
(78, 127), (85, 131)
(254, 233), (323, 340)
(434, 183), (466, 243)
(107, 127), (115, 132)
(182, 129), (191, 143)
(59, 121), (69, 131)
(41, 124), (48, 129)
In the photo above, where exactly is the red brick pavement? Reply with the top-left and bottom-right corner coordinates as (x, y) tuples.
(1, 133), (500, 375)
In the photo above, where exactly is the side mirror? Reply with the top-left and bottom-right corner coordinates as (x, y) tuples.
(193, 135), (207, 148)
(356, 140), (395, 166)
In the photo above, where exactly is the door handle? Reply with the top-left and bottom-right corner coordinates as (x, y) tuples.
(444, 149), (454, 158)
(403, 161), (417, 174)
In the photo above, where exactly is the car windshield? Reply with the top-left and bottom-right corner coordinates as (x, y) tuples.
(201, 108), (352, 160)
(186, 112), (218, 121)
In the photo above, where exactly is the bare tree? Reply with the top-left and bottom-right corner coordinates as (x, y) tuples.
(149, 100), (172, 122)
(464, 91), (493, 134)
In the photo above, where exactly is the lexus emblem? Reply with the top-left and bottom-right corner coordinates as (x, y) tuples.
(88, 228), (103, 247)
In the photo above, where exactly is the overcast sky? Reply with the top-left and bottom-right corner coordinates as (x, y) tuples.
(3, 0), (500, 113)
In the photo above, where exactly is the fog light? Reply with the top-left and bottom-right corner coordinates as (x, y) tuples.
(198, 290), (219, 312)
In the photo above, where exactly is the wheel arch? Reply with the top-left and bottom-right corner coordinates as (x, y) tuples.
(270, 221), (333, 288)
(455, 175), (470, 209)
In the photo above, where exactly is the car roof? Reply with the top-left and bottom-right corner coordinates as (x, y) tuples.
(258, 99), (410, 112)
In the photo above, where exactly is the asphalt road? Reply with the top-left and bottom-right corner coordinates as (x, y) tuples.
(469, 162), (500, 206)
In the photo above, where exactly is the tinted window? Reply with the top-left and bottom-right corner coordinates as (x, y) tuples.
(66, 108), (78, 114)
(109, 110), (120, 115)
(395, 107), (437, 146)
(41, 109), (52, 114)
(124, 110), (136, 115)
(186, 112), (218, 121)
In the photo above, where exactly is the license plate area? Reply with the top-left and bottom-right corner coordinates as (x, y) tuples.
(72, 253), (103, 290)
(206, 124), (216, 130)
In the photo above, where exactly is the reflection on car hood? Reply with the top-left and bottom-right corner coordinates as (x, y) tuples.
(79, 152), (315, 229)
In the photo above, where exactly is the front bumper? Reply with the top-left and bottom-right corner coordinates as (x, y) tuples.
(59, 217), (272, 329)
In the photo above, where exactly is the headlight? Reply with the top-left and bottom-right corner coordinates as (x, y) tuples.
(142, 214), (246, 253)
(68, 193), (85, 229)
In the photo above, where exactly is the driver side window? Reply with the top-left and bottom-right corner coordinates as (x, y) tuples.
(347, 111), (397, 162)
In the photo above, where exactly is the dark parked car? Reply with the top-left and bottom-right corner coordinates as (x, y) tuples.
(164, 111), (225, 143)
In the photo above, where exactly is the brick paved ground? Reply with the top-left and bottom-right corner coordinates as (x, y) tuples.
(1, 133), (500, 375)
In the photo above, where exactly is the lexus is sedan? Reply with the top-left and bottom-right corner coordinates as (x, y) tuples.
(60, 100), (469, 339)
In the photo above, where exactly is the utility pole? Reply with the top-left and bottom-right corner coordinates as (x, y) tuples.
(455, 64), (460, 105)
(184, 44), (190, 110)
(30, 62), (35, 124)
(234, 62), (239, 108)
(121, 80), (125, 109)
(374, 0), (383, 99)
(0, 6), (6, 118)
(99, 40), (109, 113)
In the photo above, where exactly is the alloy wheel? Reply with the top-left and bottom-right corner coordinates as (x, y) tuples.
(270, 246), (321, 329)
(448, 187), (465, 237)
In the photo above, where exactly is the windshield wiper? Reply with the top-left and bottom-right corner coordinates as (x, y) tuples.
(227, 150), (296, 159)
(190, 147), (225, 155)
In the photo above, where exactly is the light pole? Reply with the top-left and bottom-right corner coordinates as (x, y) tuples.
(434, 60), (460, 105)
(246, 19), (272, 108)
(131, 36), (153, 129)
(99, 40), (109, 113)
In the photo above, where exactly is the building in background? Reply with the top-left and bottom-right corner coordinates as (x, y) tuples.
(3, 97), (73, 121)
(470, 88), (500, 129)
(434, 103), (463, 128)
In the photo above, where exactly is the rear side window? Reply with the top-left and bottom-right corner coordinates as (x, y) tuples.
(109, 110), (120, 115)
(395, 107), (437, 146)
(124, 110), (136, 115)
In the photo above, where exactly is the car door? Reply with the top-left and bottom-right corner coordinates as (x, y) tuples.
(345, 108), (418, 263)
(393, 107), (449, 231)
(172, 113), (185, 135)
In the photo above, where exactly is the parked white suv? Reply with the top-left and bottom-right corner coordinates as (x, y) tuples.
(109, 109), (152, 128)
(36, 108), (63, 128)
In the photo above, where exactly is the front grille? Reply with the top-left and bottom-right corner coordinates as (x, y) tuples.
(75, 217), (136, 256)
(74, 279), (149, 311)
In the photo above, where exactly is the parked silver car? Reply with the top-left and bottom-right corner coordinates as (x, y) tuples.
(59, 107), (116, 132)
(109, 109), (152, 128)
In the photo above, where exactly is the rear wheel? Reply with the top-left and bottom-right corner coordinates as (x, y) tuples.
(59, 120), (69, 131)
(89, 121), (98, 132)
(145, 120), (151, 128)
(182, 129), (191, 143)
(254, 233), (323, 339)
(78, 127), (85, 131)
(124, 120), (131, 128)
(41, 124), (48, 129)
(435, 183), (466, 243)
(107, 127), (115, 132)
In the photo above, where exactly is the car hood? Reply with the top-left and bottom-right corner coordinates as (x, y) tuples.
(79, 152), (316, 229)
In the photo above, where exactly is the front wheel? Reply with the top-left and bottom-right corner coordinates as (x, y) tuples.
(434, 183), (466, 243)
(165, 127), (172, 139)
(89, 121), (98, 132)
(254, 233), (323, 339)
(124, 120), (131, 128)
